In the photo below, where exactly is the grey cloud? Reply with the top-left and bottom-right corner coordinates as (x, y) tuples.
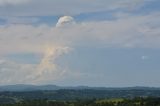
(0, 0), (151, 16)
(0, 13), (160, 56)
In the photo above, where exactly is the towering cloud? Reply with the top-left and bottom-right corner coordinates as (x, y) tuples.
(32, 46), (70, 83)
(0, 46), (70, 84)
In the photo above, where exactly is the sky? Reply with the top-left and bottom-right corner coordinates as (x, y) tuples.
(0, 0), (160, 87)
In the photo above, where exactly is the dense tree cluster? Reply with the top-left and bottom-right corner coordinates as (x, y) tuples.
(1, 97), (160, 106)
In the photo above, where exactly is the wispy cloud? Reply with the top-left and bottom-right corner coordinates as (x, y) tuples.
(0, 0), (30, 6)
(0, 9), (160, 84)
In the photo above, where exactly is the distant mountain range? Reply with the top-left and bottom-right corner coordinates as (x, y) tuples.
(0, 84), (159, 91)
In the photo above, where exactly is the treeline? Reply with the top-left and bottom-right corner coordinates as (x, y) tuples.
(1, 89), (160, 101)
(1, 97), (160, 106)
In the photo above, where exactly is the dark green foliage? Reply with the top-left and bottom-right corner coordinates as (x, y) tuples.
(1, 97), (160, 106)
(1, 89), (160, 106)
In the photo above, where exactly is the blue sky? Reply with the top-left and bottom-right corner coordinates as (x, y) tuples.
(0, 0), (160, 87)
